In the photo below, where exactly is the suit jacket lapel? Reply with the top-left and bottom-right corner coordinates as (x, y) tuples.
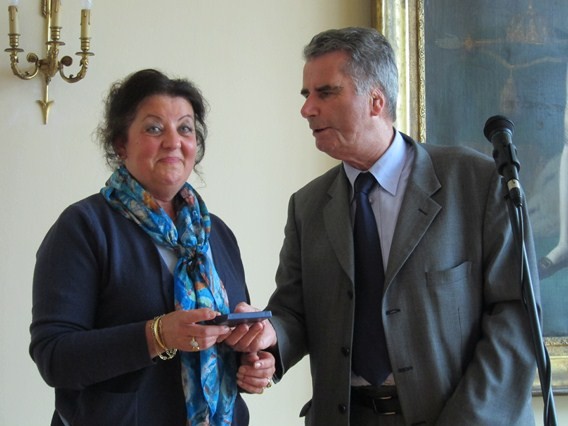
(385, 138), (442, 286)
(323, 166), (354, 281)
(320, 139), (442, 289)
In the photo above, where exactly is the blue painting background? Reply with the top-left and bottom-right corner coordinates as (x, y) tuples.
(424, 0), (568, 336)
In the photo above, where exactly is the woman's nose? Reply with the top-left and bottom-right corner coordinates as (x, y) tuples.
(162, 127), (181, 148)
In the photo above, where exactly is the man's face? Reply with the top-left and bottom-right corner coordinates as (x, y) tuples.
(300, 51), (374, 162)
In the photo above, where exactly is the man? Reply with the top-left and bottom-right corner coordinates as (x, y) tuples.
(231, 27), (538, 425)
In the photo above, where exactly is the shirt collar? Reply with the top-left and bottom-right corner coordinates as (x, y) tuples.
(344, 130), (407, 197)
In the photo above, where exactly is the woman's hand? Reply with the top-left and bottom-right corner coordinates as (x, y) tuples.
(146, 308), (230, 358)
(237, 351), (276, 394)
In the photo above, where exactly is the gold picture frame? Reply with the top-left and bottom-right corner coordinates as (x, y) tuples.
(372, 0), (426, 142)
(372, 0), (568, 395)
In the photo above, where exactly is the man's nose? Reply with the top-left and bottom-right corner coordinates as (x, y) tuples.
(300, 95), (318, 118)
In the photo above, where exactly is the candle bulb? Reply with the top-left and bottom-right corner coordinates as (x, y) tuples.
(8, 3), (19, 34)
(80, 9), (91, 38)
(51, 0), (61, 27)
(81, 0), (92, 39)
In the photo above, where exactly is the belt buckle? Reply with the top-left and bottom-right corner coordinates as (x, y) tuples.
(371, 395), (397, 416)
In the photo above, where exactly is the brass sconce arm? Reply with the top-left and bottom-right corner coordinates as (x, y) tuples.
(4, 36), (40, 80)
(59, 39), (94, 84)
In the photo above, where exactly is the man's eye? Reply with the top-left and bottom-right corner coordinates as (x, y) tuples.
(320, 91), (332, 98)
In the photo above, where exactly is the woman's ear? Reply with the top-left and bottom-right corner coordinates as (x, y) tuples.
(114, 139), (127, 160)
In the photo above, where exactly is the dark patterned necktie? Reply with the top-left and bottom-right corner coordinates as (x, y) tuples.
(351, 172), (391, 386)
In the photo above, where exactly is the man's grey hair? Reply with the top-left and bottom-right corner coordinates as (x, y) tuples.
(303, 27), (398, 121)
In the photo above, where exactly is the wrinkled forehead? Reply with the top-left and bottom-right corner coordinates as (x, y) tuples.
(302, 51), (353, 87)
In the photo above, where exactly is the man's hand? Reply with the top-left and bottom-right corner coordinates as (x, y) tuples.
(237, 351), (276, 394)
(221, 302), (278, 352)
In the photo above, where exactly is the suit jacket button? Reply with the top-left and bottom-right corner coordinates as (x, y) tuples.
(338, 404), (348, 414)
(347, 290), (354, 299)
(341, 346), (350, 356)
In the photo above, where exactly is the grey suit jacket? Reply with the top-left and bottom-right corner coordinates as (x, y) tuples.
(267, 134), (538, 426)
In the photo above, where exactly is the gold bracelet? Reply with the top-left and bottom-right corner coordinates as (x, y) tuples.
(151, 315), (177, 360)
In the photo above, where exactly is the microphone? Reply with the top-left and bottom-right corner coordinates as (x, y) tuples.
(483, 115), (523, 207)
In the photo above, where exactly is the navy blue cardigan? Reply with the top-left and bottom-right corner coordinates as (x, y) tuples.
(30, 194), (250, 426)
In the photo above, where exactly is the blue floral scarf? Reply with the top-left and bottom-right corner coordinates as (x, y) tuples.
(101, 166), (237, 425)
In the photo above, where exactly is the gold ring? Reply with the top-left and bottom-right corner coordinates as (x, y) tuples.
(190, 336), (200, 352)
(266, 378), (272, 388)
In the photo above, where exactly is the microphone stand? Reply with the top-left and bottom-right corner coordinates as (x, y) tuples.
(504, 192), (557, 426)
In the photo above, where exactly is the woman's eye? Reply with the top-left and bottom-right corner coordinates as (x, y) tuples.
(179, 124), (194, 134)
(146, 125), (162, 134)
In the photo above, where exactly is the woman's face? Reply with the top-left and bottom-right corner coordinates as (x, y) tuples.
(119, 94), (198, 203)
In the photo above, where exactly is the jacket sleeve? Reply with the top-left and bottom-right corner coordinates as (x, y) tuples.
(266, 193), (310, 379)
(29, 200), (158, 390)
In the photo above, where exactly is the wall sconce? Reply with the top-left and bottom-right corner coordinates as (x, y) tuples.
(5, 0), (94, 124)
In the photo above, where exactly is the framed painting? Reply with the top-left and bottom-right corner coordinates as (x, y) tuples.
(372, 0), (568, 394)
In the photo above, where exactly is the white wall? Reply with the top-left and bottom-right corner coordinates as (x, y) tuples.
(0, 1), (565, 425)
(0, 1), (366, 425)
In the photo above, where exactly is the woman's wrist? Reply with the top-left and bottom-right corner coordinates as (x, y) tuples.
(146, 316), (177, 360)
(146, 319), (160, 358)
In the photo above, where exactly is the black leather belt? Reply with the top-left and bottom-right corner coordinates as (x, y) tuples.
(351, 386), (401, 415)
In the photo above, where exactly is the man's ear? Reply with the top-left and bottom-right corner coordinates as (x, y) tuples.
(370, 90), (386, 116)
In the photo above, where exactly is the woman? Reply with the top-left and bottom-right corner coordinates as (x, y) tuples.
(30, 69), (274, 425)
